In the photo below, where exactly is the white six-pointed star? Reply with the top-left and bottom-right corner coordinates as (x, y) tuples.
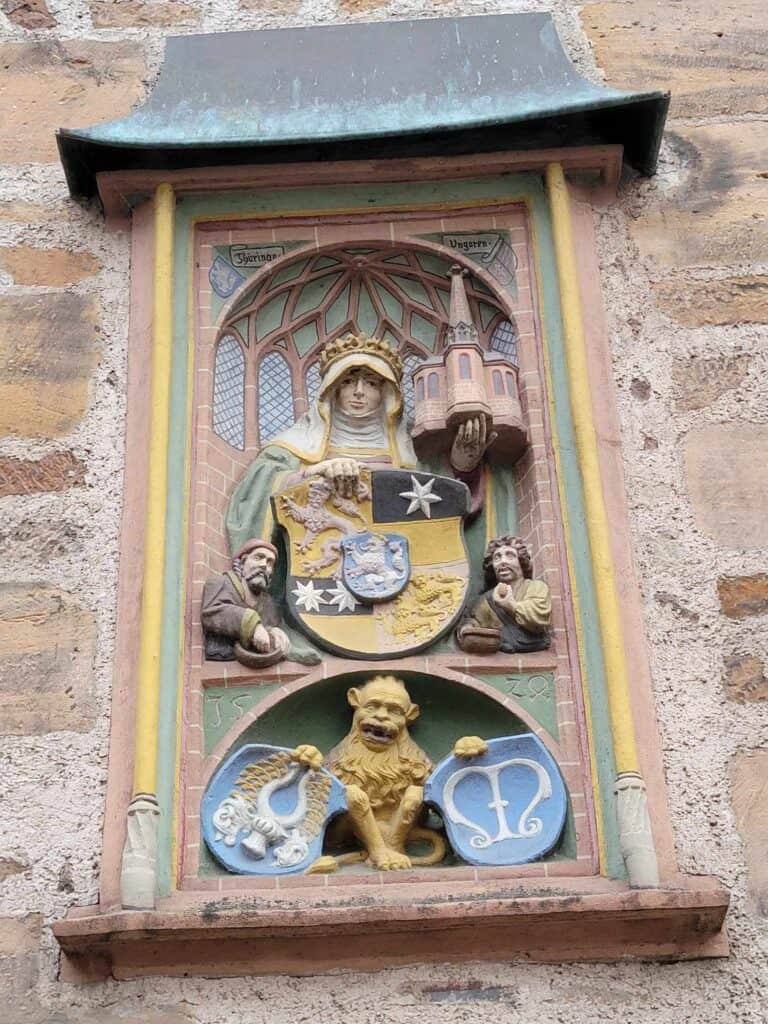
(324, 581), (360, 613)
(292, 579), (327, 613)
(399, 475), (443, 518)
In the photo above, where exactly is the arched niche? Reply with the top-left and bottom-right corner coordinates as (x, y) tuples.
(209, 240), (521, 449)
(206, 668), (561, 775)
(198, 669), (575, 876)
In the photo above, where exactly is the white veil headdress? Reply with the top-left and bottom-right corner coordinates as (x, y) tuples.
(267, 343), (417, 468)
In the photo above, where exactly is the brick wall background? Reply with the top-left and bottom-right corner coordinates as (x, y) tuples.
(0, 1), (766, 1022)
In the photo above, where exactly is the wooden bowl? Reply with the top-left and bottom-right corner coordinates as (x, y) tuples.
(233, 642), (284, 669)
(457, 626), (502, 654)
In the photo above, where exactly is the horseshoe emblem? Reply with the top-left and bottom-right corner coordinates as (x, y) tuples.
(424, 734), (568, 866)
(443, 758), (552, 848)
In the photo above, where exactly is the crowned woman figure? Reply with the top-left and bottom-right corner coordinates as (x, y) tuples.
(226, 332), (498, 555)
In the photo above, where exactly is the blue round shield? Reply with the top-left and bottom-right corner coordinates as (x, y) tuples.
(424, 734), (567, 866)
(201, 744), (346, 875)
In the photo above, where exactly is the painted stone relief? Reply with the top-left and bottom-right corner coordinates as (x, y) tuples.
(192, 229), (583, 880)
(201, 539), (318, 667)
(456, 536), (551, 654)
(201, 540), (288, 666)
(226, 328), (497, 556)
(273, 468), (470, 657)
(222, 268), (525, 660)
(421, 230), (519, 295)
(410, 266), (526, 462)
(201, 677), (566, 874)
(424, 734), (567, 866)
(202, 744), (346, 875)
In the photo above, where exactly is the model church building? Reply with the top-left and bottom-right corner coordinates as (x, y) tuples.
(411, 265), (528, 462)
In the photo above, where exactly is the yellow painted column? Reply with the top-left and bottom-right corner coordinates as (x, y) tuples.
(121, 182), (176, 909)
(545, 162), (658, 887)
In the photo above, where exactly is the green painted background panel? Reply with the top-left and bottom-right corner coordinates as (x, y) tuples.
(270, 257), (309, 287)
(357, 282), (378, 335)
(255, 290), (289, 339)
(477, 673), (558, 740)
(293, 272), (344, 319)
(527, 184), (623, 879)
(204, 684), (281, 755)
(373, 281), (404, 326)
(153, 196), (194, 897)
(292, 320), (319, 356)
(410, 311), (438, 350)
(325, 283), (351, 334)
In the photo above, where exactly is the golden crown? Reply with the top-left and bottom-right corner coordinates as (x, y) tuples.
(319, 333), (403, 382)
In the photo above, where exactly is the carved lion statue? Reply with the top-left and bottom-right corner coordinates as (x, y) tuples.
(293, 675), (487, 872)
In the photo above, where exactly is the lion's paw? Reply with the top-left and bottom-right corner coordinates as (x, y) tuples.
(292, 744), (324, 771)
(453, 735), (489, 759)
(371, 849), (411, 871)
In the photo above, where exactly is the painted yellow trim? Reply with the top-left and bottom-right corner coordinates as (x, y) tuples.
(545, 163), (639, 776)
(529, 198), (607, 874)
(132, 183), (176, 797)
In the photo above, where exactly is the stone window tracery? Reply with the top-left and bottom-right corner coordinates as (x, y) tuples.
(212, 334), (245, 450)
(304, 360), (321, 407)
(401, 350), (424, 425)
(490, 318), (518, 363)
(212, 245), (514, 451)
(257, 351), (294, 444)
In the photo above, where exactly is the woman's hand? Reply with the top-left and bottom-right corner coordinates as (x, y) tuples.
(450, 417), (495, 473)
(305, 458), (360, 497)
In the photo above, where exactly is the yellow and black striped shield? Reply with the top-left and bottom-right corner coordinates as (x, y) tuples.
(271, 468), (470, 658)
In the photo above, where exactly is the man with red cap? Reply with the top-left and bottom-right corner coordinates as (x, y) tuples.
(201, 538), (290, 663)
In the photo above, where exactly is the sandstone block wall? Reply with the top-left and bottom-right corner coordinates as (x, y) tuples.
(0, 2), (766, 1022)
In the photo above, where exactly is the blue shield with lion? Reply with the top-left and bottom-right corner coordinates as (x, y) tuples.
(341, 531), (410, 603)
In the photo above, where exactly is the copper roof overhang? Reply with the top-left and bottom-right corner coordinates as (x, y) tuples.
(56, 13), (670, 200)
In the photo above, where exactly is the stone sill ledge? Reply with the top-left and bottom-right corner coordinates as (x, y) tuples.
(54, 874), (729, 980)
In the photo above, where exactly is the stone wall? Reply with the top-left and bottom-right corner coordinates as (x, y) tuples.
(0, 1), (766, 1022)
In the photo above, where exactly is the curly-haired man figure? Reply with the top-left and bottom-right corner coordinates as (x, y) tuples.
(456, 535), (551, 653)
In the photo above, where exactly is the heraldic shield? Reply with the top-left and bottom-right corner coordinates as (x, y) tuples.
(202, 744), (347, 876)
(271, 468), (471, 658)
(424, 735), (568, 866)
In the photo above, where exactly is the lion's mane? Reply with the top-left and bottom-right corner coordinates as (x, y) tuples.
(327, 728), (432, 810)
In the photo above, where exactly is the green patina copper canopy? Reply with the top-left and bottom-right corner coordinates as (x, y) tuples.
(57, 13), (669, 199)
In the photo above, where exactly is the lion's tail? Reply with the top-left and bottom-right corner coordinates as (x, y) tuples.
(307, 851), (366, 874)
(407, 827), (447, 866)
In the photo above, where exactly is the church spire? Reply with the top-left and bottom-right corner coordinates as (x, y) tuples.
(445, 265), (479, 347)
